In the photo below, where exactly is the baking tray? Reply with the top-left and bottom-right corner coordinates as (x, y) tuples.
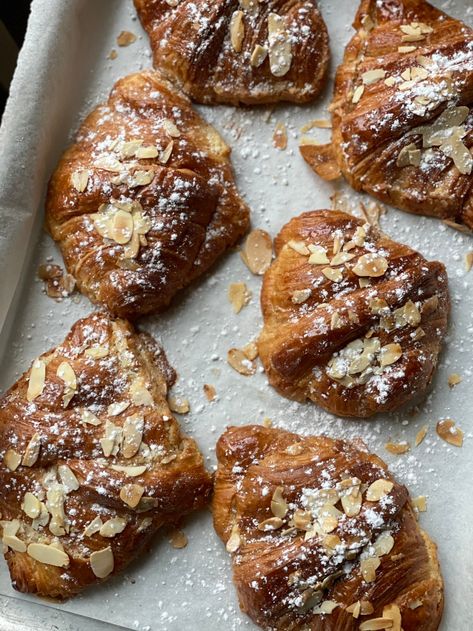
(0, 0), (472, 629)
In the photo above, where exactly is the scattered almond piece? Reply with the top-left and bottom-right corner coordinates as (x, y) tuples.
(242, 341), (258, 361)
(203, 384), (216, 402)
(227, 348), (256, 376)
(415, 425), (428, 447)
(273, 122), (288, 150)
(366, 479), (393, 501)
(108, 49), (118, 60)
(385, 441), (410, 455)
(240, 229), (273, 275)
(117, 31), (136, 47)
(262, 417), (272, 428)
(465, 252), (473, 272)
(169, 528), (188, 549)
(228, 282), (251, 313)
(168, 397), (190, 414)
(448, 373), (462, 387)
(436, 419), (463, 447)
(226, 524), (240, 552)
(412, 495), (427, 512)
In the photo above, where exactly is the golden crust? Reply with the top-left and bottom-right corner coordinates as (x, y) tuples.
(134, 0), (330, 105)
(0, 312), (212, 598)
(301, 0), (473, 229)
(213, 424), (444, 631)
(46, 71), (249, 318)
(258, 210), (449, 418)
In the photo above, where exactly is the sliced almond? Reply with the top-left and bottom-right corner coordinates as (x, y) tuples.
(90, 546), (114, 578)
(412, 495), (427, 512)
(122, 414), (144, 459)
(228, 282), (251, 313)
(318, 504), (342, 533)
(3, 534), (27, 552)
(4, 449), (21, 472)
(107, 401), (130, 416)
(292, 510), (312, 530)
(352, 85), (365, 104)
(169, 528), (188, 549)
(383, 603), (402, 631)
(135, 145), (159, 159)
(257, 516), (283, 531)
(250, 44), (268, 67)
(159, 140), (174, 164)
(110, 464), (147, 477)
(291, 288), (312, 304)
(71, 169), (89, 192)
(226, 524), (241, 552)
(359, 618), (393, 630)
(120, 484), (145, 508)
(117, 31), (136, 46)
(352, 254), (388, 278)
(271, 487), (288, 519)
(22, 433), (41, 467)
(168, 397), (190, 414)
(58, 464), (80, 493)
(379, 343), (402, 367)
(308, 245), (329, 265)
(313, 600), (339, 615)
(385, 441), (410, 455)
(366, 479), (393, 501)
(267, 13), (292, 77)
(84, 345), (109, 359)
(83, 516), (103, 537)
(322, 267), (343, 282)
(242, 341), (258, 361)
(415, 425), (428, 447)
(230, 11), (244, 53)
(373, 532), (395, 557)
(100, 517), (127, 538)
(362, 69), (386, 85)
(80, 409), (101, 426)
(162, 119), (180, 138)
(360, 556), (380, 583)
(465, 252), (473, 272)
(287, 240), (309, 256)
(436, 419), (463, 447)
(227, 348), (256, 376)
(273, 122), (287, 150)
(129, 377), (154, 407)
(240, 229), (273, 275)
(448, 373), (462, 387)
(27, 542), (69, 568)
(203, 384), (216, 402)
(100, 421), (122, 458)
(27, 359), (46, 402)
(56, 361), (77, 407)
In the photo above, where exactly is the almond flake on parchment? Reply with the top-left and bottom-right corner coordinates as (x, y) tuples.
(273, 122), (287, 150)
(117, 31), (136, 47)
(240, 229), (273, 275)
(436, 419), (463, 447)
(228, 282), (251, 313)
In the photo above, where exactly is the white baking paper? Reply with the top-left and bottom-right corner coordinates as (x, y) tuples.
(0, 0), (472, 629)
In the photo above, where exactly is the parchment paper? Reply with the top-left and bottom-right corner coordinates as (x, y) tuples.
(0, 0), (472, 629)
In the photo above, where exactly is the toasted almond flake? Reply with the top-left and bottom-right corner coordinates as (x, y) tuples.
(383, 603), (402, 631)
(85, 345), (109, 359)
(108, 401), (130, 416)
(156, 140), (173, 164)
(130, 170), (154, 187)
(366, 479), (393, 501)
(362, 69), (386, 85)
(347, 601), (362, 618)
(4, 534), (27, 553)
(267, 12), (292, 77)
(398, 45), (417, 53)
(58, 464), (80, 493)
(287, 240), (309, 255)
(121, 414), (144, 459)
(90, 546), (114, 578)
(300, 119), (332, 132)
(135, 145), (159, 159)
(273, 122), (287, 150)
(385, 441), (410, 455)
(203, 384), (216, 402)
(270, 487), (288, 519)
(129, 378), (154, 407)
(284, 443), (304, 456)
(110, 464), (147, 477)
(384, 76), (396, 87)
(242, 342), (258, 362)
(226, 524), (240, 552)
(228, 282), (251, 313)
(117, 31), (136, 46)
(119, 139), (143, 157)
(168, 397), (190, 414)
(80, 409), (101, 426)
(352, 254), (388, 278)
(100, 421), (122, 458)
(331, 251), (355, 266)
(308, 244), (329, 264)
(448, 373), (462, 387)
(291, 288), (312, 304)
(22, 492), (41, 519)
(227, 348), (256, 376)
(169, 528), (188, 549)
(100, 517), (127, 538)
(415, 425), (428, 447)
(22, 433), (41, 467)
(56, 361), (77, 407)
(94, 155), (122, 172)
(318, 504), (342, 533)
(4, 449), (21, 472)
(361, 15), (374, 31)
(374, 532), (395, 557)
(436, 418), (463, 447)
(360, 556), (380, 583)
(84, 516), (104, 538)
(409, 600), (423, 610)
(465, 252), (473, 272)
(257, 516), (283, 531)
(27, 542), (69, 568)
(27, 359), (46, 402)
(240, 229), (273, 275)
(352, 85), (365, 104)
(250, 44), (268, 67)
(230, 10), (244, 52)
(313, 600), (339, 615)
(111, 209), (134, 244)
(412, 495), (427, 512)
(322, 267), (343, 282)
(71, 169), (89, 192)
(108, 48), (117, 60)
(359, 618), (393, 630)
(120, 484), (145, 508)
(292, 509), (311, 530)
(162, 119), (180, 138)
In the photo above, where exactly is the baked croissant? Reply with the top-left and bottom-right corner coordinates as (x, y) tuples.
(214, 424), (443, 631)
(258, 210), (449, 418)
(0, 312), (212, 598)
(46, 71), (249, 318)
(301, 0), (473, 229)
(134, 0), (329, 105)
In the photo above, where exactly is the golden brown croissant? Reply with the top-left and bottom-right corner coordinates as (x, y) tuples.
(46, 71), (249, 318)
(214, 424), (443, 631)
(301, 0), (473, 229)
(258, 210), (449, 418)
(134, 0), (330, 105)
(0, 312), (212, 599)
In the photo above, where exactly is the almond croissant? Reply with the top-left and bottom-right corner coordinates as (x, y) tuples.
(301, 0), (473, 229)
(46, 71), (249, 318)
(134, 0), (330, 105)
(258, 210), (449, 418)
(214, 424), (443, 631)
(0, 312), (212, 598)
